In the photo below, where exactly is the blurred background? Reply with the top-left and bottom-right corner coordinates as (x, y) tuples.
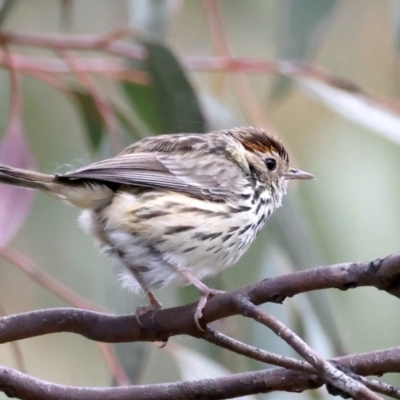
(0, 0), (399, 399)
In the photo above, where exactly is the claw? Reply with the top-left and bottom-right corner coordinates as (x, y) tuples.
(194, 288), (226, 331)
(135, 300), (162, 328)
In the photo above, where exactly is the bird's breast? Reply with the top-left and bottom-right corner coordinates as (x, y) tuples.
(79, 187), (275, 288)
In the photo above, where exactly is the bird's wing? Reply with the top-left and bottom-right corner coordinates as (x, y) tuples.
(58, 144), (251, 202)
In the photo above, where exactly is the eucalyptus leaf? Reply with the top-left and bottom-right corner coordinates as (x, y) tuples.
(60, 0), (74, 30)
(72, 90), (105, 150)
(0, 0), (16, 27)
(147, 43), (205, 133)
(270, 0), (337, 100)
(122, 42), (205, 135)
(392, 0), (400, 51)
(116, 108), (147, 141)
(299, 78), (400, 145)
(122, 80), (163, 134)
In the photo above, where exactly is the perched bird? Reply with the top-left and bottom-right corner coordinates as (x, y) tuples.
(0, 127), (313, 327)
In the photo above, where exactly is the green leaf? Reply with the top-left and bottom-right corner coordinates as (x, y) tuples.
(72, 90), (105, 150)
(0, 0), (16, 27)
(122, 80), (163, 133)
(392, 0), (400, 51)
(60, 0), (74, 31)
(122, 42), (205, 134)
(270, 0), (337, 100)
(115, 108), (147, 141)
(148, 43), (205, 133)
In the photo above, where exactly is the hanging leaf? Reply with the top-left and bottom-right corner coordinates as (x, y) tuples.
(122, 42), (206, 134)
(72, 90), (105, 150)
(147, 43), (205, 133)
(122, 80), (163, 133)
(0, 129), (36, 246)
(115, 108), (147, 141)
(0, 0), (16, 27)
(60, 0), (74, 31)
(392, 0), (400, 51)
(299, 78), (400, 145)
(270, 0), (337, 100)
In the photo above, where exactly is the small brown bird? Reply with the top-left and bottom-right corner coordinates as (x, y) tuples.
(0, 127), (312, 327)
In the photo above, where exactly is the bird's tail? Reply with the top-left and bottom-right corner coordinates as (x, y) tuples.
(0, 164), (114, 209)
(0, 165), (55, 191)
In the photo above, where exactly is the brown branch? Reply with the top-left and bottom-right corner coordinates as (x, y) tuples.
(236, 297), (380, 399)
(0, 52), (148, 83)
(0, 301), (26, 374)
(0, 253), (399, 344)
(358, 378), (400, 400)
(0, 30), (145, 60)
(202, 327), (311, 372)
(0, 347), (400, 400)
(0, 365), (319, 400)
(203, 328), (400, 399)
(185, 56), (400, 115)
(1, 30), (399, 123)
(0, 254), (399, 398)
(1, 29), (399, 116)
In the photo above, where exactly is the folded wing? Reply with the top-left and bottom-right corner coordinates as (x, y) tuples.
(57, 150), (250, 202)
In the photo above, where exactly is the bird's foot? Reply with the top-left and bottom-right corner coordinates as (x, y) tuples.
(135, 299), (162, 328)
(194, 288), (226, 331)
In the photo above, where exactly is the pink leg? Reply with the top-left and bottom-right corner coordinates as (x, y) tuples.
(128, 267), (162, 327)
(179, 269), (225, 330)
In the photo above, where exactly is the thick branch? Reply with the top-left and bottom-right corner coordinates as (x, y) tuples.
(0, 254), (399, 344)
(1, 346), (400, 400)
(0, 366), (317, 400)
(0, 254), (398, 399)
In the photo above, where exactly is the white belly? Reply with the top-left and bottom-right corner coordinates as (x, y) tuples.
(79, 189), (271, 293)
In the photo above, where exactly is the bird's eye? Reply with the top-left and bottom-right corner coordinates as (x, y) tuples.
(264, 158), (277, 171)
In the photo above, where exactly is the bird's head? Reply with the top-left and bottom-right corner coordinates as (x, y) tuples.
(228, 126), (313, 205)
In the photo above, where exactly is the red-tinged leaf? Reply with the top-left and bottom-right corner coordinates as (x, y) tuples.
(0, 129), (36, 246)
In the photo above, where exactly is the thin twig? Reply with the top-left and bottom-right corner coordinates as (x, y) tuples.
(359, 377), (400, 400)
(235, 297), (381, 400)
(0, 30), (145, 60)
(0, 51), (148, 83)
(202, 327), (312, 372)
(203, 328), (400, 399)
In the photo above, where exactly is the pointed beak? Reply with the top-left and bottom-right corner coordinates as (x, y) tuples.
(284, 168), (314, 180)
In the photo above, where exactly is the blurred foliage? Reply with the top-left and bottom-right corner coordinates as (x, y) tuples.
(72, 89), (105, 149)
(0, 1), (399, 399)
(123, 42), (205, 134)
(270, 0), (338, 99)
(0, 0), (16, 27)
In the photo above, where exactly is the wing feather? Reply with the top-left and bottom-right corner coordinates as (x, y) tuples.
(58, 134), (251, 202)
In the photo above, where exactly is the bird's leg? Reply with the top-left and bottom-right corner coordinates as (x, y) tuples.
(179, 269), (225, 331)
(128, 267), (162, 327)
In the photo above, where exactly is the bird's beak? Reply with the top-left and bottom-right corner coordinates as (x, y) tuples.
(284, 168), (314, 180)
